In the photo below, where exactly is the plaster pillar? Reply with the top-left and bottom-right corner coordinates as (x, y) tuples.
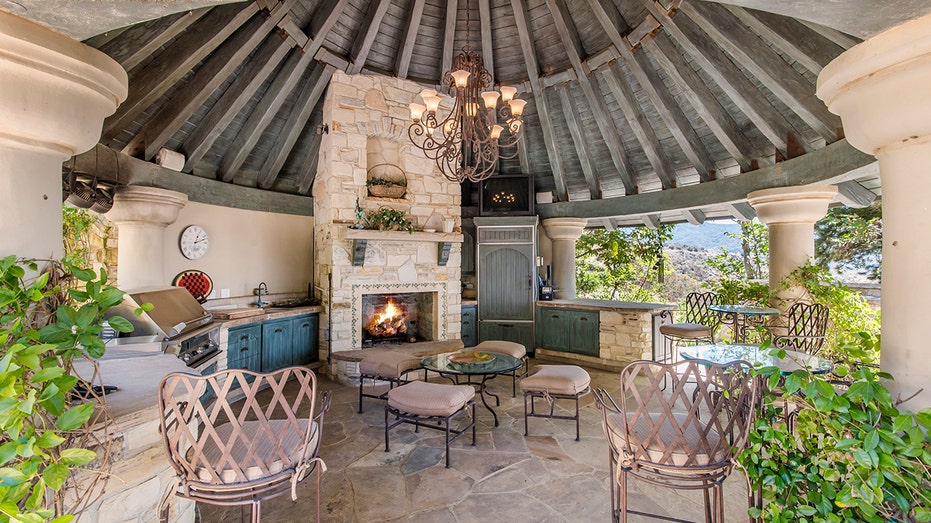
(747, 186), (837, 301)
(0, 11), (127, 261)
(107, 186), (188, 289)
(817, 12), (931, 409)
(542, 217), (587, 299)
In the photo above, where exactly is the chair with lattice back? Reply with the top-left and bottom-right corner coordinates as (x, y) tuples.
(593, 359), (758, 523)
(770, 302), (829, 355)
(157, 366), (330, 523)
(658, 292), (720, 363)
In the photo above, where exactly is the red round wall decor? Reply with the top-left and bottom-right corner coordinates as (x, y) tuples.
(172, 270), (213, 303)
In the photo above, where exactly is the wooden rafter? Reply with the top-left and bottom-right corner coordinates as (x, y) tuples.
(601, 63), (678, 190)
(218, 50), (316, 181)
(349, 0), (392, 74)
(510, 0), (568, 201)
(798, 19), (860, 50)
(100, 8), (208, 71)
(555, 83), (601, 200)
(296, 131), (323, 195)
(102, 4), (258, 141)
(257, 63), (334, 189)
(727, 202), (757, 221)
(478, 0), (494, 84)
(835, 180), (876, 208)
(395, 0), (426, 78)
(306, 0), (351, 59)
(546, 0), (637, 195)
(682, 1), (840, 142)
(684, 209), (706, 225)
(643, 214), (661, 229)
(182, 36), (293, 172)
(441, 0), (459, 83)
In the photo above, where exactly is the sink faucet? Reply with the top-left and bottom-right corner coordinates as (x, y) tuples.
(256, 282), (268, 308)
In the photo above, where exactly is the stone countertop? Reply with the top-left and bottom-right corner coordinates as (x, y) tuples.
(217, 305), (324, 328)
(537, 298), (675, 312)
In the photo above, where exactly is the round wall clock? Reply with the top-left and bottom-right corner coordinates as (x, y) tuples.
(179, 225), (209, 260)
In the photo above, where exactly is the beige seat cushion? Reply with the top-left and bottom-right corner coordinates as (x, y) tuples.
(660, 322), (713, 339)
(605, 411), (722, 468)
(387, 381), (474, 417)
(193, 419), (317, 484)
(520, 365), (591, 395)
(474, 340), (526, 359)
(359, 351), (422, 378)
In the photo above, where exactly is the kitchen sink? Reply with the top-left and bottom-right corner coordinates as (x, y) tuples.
(266, 299), (317, 309)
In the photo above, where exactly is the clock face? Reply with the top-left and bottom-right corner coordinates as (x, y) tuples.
(179, 225), (209, 260)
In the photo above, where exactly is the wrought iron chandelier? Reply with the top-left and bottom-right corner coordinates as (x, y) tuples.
(408, 46), (525, 183)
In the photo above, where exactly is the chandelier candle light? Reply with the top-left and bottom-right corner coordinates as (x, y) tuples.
(408, 47), (525, 183)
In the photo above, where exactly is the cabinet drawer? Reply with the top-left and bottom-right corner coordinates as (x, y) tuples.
(461, 306), (477, 348)
(227, 324), (262, 371)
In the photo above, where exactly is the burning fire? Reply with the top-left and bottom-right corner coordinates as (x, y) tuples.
(365, 299), (408, 338)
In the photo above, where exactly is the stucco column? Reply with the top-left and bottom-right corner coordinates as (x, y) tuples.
(0, 11), (127, 261)
(542, 217), (587, 299)
(817, 13), (931, 409)
(747, 186), (837, 301)
(107, 186), (188, 289)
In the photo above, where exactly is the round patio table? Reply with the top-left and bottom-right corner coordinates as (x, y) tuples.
(679, 343), (833, 375)
(421, 352), (523, 427)
(709, 304), (780, 343)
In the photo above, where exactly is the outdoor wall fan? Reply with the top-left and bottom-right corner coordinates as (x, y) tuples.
(62, 161), (116, 213)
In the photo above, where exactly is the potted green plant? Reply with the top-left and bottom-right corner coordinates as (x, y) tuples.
(365, 207), (414, 232)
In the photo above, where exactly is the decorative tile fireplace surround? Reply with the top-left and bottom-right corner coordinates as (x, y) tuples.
(313, 72), (462, 382)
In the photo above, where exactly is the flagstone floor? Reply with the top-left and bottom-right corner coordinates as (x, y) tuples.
(198, 359), (750, 522)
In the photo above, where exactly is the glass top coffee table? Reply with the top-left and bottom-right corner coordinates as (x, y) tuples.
(679, 343), (833, 375)
(420, 352), (523, 427)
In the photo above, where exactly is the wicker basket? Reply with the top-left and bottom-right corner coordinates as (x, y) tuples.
(368, 184), (407, 198)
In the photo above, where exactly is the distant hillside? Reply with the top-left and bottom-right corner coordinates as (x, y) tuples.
(670, 222), (742, 253)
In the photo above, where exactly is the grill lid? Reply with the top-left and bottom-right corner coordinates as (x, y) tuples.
(105, 287), (213, 340)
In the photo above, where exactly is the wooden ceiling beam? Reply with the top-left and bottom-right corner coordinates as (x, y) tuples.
(546, 0), (637, 195)
(798, 19), (860, 50)
(181, 36), (293, 172)
(100, 8), (208, 72)
(835, 180), (877, 208)
(643, 214), (661, 229)
(684, 209), (706, 225)
(441, 0), (459, 82)
(218, 50), (316, 181)
(348, 0), (392, 74)
(536, 139), (872, 220)
(306, 0), (351, 59)
(681, 1), (840, 142)
(723, 5), (841, 75)
(510, 0), (568, 201)
(555, 84), (602, 200)
(257, 63), (334, 189)
(636, 0), (793, 156)
(601, 63), (678, 190)
(726, 202), (757, 221)
(125, 5), (295, 161)
(645, 34), (755, 171)
(102, 4), (258, 141)
(297, 131), (323, 195)
(395, 0), (426, 78)
(478, 0), (495, 84)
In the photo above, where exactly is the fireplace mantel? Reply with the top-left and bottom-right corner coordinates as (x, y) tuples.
(339, 228), (463, 266)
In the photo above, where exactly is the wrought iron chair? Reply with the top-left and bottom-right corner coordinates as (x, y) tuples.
(768, 302), (830, 355)
(658, 292), (720, 363)
(593, 359), (758, 523)
(157, 367), (331, 523)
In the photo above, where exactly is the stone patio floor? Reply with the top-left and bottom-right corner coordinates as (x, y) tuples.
(198, 359), (751, 522)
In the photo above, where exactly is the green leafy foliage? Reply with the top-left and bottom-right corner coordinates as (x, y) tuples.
(739, 340), (931, 522)
(816, 201), (882, 281)
(364, 207), (414, 232)
(575, 227), (672, 302)
(704, 219), (770, 305)
(0, 256), (131, 521)
(365, 177), (404, 187)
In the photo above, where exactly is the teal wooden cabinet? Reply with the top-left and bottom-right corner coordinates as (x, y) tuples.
(261, 318), (293, 371)
(536, 306), (600, 356)
(480, 321), (534, 353)
(461, 305), (477, 348)
(227, 324), (262, 372)
(291, 314), (319, 364)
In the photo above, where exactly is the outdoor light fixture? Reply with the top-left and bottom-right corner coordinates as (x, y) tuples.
(408, 46), (524, 183)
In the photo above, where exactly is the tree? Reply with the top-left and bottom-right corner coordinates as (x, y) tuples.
(575, 226), (672, 302)
(815, 201), (882, 281)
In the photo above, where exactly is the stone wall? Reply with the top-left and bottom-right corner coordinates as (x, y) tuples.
(313, 72), (463, 373)
(599, 309), (655, 363)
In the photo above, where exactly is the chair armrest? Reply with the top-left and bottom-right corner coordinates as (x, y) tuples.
(314, 390), (332, 424)
(593, 388), (621, 413)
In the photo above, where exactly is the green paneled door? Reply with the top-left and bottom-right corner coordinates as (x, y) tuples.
(261, 318), (293, 371)
(536, 307), (570, 351)
(478, 243), (534, 320)
(569, 310), (600, 356)
(291, 314), (319, 364)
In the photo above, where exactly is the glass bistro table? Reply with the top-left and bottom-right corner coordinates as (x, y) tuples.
(709, 304), (781, 343)
(679, 343), (833, 375)
(420, 352), (523, 427)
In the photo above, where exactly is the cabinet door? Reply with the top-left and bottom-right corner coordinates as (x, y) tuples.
(261, 318), (293, 371)
(479, 321), (534, 352)
(461, 305), (477, 348)
(569, 310), (600, 357)
(291, 314), (319, 365)
(536, 307), (570, 352)
(228, 324), (262, 373)
(478, 243), (534, 320)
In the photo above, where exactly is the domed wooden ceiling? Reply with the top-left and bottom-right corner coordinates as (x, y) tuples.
(74, 0), (882, 225)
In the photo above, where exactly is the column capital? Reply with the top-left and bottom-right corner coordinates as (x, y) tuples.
(541, 217), (588, 241)
(817, 13), (931, 155)
(0, 11), (127, 158)
(747, 185), (837, 225)
(108, 186), (188, 226)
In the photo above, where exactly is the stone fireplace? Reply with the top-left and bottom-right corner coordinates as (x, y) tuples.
(312, 71), (463, 381)
(361, 290), (438, 346)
